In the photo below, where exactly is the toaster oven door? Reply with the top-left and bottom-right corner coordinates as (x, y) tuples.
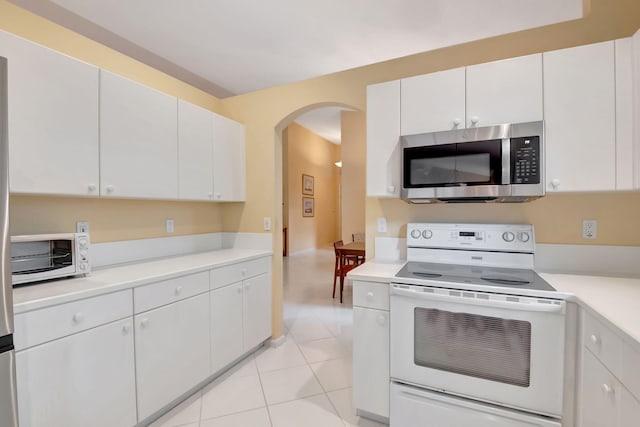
(10, 236), (77, 285)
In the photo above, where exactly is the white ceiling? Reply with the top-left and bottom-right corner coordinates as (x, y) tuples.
(11, 0), (582, 142)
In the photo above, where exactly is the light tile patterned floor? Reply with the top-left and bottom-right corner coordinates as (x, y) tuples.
(148, 248), (386, 427)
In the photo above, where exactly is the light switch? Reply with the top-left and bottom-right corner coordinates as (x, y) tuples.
(263, 217), (271, 231)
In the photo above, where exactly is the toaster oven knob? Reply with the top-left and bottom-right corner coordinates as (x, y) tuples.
(410, 229), (421, 239)
(422, 230), (433, 239)
(502, 232), (515, 242)
(79, 238), (88, 247)
(79, 262), (89, 271)
(518, 232), (530, 243)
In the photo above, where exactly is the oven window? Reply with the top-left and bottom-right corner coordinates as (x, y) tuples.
(414, 308), (531, 387)
(11, 240), (74, 275)
(410, 153), (491, 186)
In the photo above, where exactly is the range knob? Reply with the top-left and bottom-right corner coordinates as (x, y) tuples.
(410, 229), (421, 239)
(422, 229), (433, 239)
(502, 231), (515, 242)
(518, 232), (530, 243)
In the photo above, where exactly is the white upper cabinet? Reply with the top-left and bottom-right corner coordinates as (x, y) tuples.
(0, 31), (100, 196)
(466, 54), (543, 128)
(213, 114), (246, 201)
(401, 68), (465, 135)
(544, 41), (616, 192)
(633, 29), (640, 190)
(99, 70), (178, 199)
(615, 38), (634, 191)
(178, 100), (215, 201)
(367, 80), (401, 197)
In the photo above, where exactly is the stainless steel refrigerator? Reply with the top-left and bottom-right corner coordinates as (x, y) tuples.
(0, 55), (19, 427)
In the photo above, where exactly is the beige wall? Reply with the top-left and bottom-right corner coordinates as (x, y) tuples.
(2, 0), (640, 339)
(284, 123), (340, 253)
(340, 111), (366, 243)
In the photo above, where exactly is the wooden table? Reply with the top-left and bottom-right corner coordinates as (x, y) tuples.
(335, 242), (365, 303)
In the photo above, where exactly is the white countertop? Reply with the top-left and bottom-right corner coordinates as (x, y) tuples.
(13, 249), (272, 314)
(349, 260), (640, 348)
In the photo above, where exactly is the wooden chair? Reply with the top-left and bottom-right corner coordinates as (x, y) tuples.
(333, 240), (363, 303)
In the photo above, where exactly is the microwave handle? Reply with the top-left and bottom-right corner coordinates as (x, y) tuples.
(391, 284), (566, 314)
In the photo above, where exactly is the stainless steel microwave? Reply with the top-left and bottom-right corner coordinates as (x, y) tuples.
(10, 233), (90, 286)
(401, 121), (544, 203)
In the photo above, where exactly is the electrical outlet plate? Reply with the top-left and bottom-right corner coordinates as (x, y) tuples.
(582, 219), (597, 239)
(263, 217), (271, 231)
(166, 219), (174, 233)
(377, 217), (387, 233)
(76, 221), (89, 234)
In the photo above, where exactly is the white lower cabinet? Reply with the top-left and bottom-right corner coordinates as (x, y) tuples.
(134, 293), (211, 420)
(243, 273), (272, 350)
(580, 349), (619, 427)
(211, 282), (244, 373)
(15, 318), (137, 427)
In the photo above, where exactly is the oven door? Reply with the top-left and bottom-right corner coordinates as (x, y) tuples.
(390, 282), (565, 417)
(10, 235), (78, 285)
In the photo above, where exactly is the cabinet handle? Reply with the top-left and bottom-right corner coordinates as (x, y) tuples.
(590, 334), (600, 345)
(140, 318), (149, 329)
(72, 312), (84, 324)
(122, 324), (131, 335)
(175, 286), (183, 296)
(376, 314), (386, 326)
(88, 184), (97, 193)
(602, 383), (614, 395)
(105, 185), (115, 193)
(387, 185), (396, 193)
(453, 118), (462, 127)
(470, 116), (480, 125)
(551, 179), (560, 189)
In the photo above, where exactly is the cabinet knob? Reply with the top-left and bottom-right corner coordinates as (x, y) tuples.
(208, 193), (213, 199)
(122, 324), (131, 335)
(105, 185), (115, 193)
(215, 193), (222, 199)
(470, 116), (480, 125)
(175, 286), (183, 296)
(453, 118), (462, 127)
(387, 185), (396, 193)
(88, 184), (97, 193)
(367, 292), (374, 299)
(590, 334), (600, 345)
(72, 312), (84, 324)
(140, 318), (149, 328)
(237, 287), (243, 294)
(551, 179), (560, 189)
(376, 314), (386, 326)
(601, 383), (614, 395)
(241, 268), (247, 277)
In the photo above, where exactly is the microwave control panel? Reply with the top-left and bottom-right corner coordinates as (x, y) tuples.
(510, 136), (540, 184)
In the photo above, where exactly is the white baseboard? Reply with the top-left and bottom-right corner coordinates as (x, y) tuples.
(269, 334), (287, 347)
(536, 244), (640, 277)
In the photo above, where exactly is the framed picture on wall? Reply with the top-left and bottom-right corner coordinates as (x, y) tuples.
(302, 174), (314, 195)
(302, 197), (314, 217)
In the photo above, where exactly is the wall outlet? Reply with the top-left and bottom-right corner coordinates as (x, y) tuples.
(263, 217), (271, 231)
(166, 219), (174, 233)
(582, 219), (597, 239)
(76, 221), (89, 234)
(377, 217), (387, 233)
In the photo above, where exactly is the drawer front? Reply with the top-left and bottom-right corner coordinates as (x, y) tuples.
(14, 290), (132, 351)
(583, 310), (622, 378)
(621, 340), (640, 401)
(211, 257), (271, 290)
(353, 281), (389, 310)
(580, 349), (619, 427)
(134, 271), (209, 314)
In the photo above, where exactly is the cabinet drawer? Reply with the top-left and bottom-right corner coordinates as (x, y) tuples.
(353, 281), (389, 310)
(211, 257), (271, 290)
(134, 271), (209, 314)
(583, 311), (622, 378)
(622, 340), (640, 401)
(14, 290), (132, 351)
(580, 348), (619, 427)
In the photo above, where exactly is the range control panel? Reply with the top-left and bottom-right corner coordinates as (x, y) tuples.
(407, 223), (535, 253)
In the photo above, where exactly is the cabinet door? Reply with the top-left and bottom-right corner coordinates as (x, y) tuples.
(579, 349), (619, 427)
(0, 31), (99, 196)
(466, 54), (543, 128)
(543, 41), (616, 192)
(135, 293), (210, 420)
(632, 29), (640, 190)
(178, 100), (214, 200)
(620, 386), (640, 427)
(210, 282), (244, 373)
(243, 273), (272, 351)
(100, 70), (178, 199)
(615, 38), (634, 191)
(353, 306), (389, 418)
(400, 67), (465, 135)
(15, 318), (136, 427)
(213, 114), (246, 201)
(366, 80), (401, 197)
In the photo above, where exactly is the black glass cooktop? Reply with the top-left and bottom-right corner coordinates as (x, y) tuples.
(395, 261), (556, 292)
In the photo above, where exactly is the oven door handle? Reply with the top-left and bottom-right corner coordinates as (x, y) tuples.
(391, 285), (566, 314)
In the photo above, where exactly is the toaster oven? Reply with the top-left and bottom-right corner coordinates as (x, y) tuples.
(10, 233), (90, 285)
